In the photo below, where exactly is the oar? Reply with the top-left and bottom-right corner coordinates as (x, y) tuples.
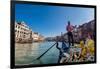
(36, 43), (57, 60)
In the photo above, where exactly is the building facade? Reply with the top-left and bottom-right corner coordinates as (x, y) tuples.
(15, 21), (32, 43)
(72, 20), (95, 43)
(32, 32), (39, 41)
(15, 21), (44, 43)
(32, 32), (44, 42)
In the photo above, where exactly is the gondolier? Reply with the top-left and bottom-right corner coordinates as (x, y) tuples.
(66, 21), (74, 46)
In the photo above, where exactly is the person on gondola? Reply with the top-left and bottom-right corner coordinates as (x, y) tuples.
(56, 35), (70, 63)
(66, 21), (74, 47)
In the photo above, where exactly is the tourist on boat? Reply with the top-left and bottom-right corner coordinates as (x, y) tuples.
(78, 40), (87, 61)
(66, 21), (74, 46)
(85, 33), (94, 61)
(60, 39), (70, 63)
(56, 36), (70, 63)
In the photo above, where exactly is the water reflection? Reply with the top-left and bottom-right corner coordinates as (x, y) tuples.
(15, 42), (60, 65)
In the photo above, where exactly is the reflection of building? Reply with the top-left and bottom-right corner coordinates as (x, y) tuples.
(15, 21), (32, 43)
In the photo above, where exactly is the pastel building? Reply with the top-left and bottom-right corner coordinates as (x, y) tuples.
(15, 21), (32, 43)
(32, 32), (39, 41)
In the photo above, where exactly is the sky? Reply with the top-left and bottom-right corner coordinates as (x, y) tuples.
(15, 4), (94, 37)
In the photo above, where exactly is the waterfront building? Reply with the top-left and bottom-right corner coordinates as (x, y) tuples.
(32, 32), (44, 41)
(32, 32), (39, 41)
(15, 21), (32, 43)
(72, 20), (95, 43)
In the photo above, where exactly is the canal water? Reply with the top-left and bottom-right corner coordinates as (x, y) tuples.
(15, 42), (63, 65)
